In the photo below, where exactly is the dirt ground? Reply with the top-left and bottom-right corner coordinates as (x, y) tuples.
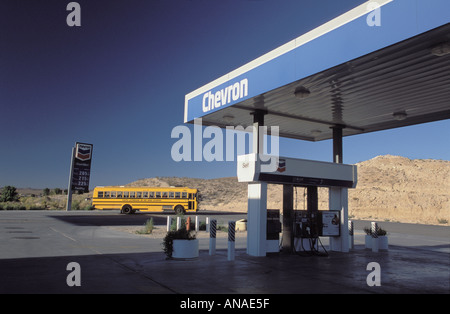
(129, 155), (450, 225)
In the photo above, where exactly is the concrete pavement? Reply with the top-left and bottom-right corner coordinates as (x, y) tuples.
(0, 210), (448, 296)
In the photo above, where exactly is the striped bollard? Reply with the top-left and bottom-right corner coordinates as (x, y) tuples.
(228, 221), (236, 261)
(348, 220), (354, 250)
(209, 219), (217, 256)
(371, 221), (379, 253)
(166, 216), (172, 232)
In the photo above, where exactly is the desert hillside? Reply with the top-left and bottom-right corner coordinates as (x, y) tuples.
(129, 155), (449, 225)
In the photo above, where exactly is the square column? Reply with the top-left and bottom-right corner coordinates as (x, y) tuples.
(281, 184), (294, 253)
(330, 124), (349, 252)
(329, 187), (349, 252)
(247, 182), (267, 257)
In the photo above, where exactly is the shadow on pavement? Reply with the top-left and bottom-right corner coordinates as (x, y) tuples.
(1, 244), (449, 295)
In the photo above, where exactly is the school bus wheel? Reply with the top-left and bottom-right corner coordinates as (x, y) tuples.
(121, 204), (133, 214)
(174, 205), (185, 215)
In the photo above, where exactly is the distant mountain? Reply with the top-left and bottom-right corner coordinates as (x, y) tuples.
(129, 155), (450, 225)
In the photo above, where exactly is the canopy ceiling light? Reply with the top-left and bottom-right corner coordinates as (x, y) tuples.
(393, 111), (407, 121)
(223, 114), (235, 123)
(431, 42), (450, 56)
(294, 86), (311, 99)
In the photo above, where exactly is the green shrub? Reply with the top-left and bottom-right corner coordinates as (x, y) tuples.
(136, 218), (154, 234)
(364, 225), (387, 236)
(0, 186), (19, 202)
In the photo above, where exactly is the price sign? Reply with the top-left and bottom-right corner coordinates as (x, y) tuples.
(71, 142), (93, 193)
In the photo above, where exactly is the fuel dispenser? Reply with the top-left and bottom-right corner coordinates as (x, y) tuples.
(293, 210), (340, 254)
(237, 153), (357, 256)
(267, 209), (281, 253)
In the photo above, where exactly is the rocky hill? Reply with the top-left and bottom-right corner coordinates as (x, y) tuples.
(129, 155), (449, 225)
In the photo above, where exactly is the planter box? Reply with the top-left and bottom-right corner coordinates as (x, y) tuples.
(172, 239), (199, 260)
(365, 235), (388, 250)
(365, 235), (372, 249)
(379, 236), (388, 250)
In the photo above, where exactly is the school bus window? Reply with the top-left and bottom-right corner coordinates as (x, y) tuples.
(162, 192), (168, 198)
(117, 191), (123, 198)
(182, 192), (187, 199)
(104, 191), (110, 198)
(130, 192), (135, 198)
(169, 192), (174, 198)
(188, 193), (192, 199)
(143, 192), (148, 198)
(175, 192), (180, 198)
(149, 192), (155, 198)
(111, 191), (116, 198)
(137, 192), (142, 198)
(124, 191), (129, 198)
(98, 191), (104, 198)
(156, 192), (161, 198)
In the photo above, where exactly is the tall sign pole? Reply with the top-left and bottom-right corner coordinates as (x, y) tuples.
(66, 142), (93, 211)
(66, 146), (75, 211)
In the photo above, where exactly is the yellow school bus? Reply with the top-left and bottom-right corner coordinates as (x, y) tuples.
(92, 186), (199, 214)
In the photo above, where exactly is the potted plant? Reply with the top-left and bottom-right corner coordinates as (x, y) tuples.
(162, 228), (198, 260)
(364, 225), (388, 250)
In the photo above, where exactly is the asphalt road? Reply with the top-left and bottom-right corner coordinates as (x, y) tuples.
(0, 210), (448, 294)
(0, 209), (448, 259)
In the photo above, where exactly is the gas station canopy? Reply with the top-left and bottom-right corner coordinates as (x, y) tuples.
(184, 0), (450, 141)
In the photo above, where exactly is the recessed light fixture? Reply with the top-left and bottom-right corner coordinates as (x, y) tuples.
(393, 111), (407, 121)
(294, 86), (311, 99)
(223, 114), (235, 123)
(431, 42), (450, 56)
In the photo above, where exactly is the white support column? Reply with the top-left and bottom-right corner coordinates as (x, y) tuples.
(329, 187), (349, 252)
(329, 124), (349, 253)
(246, 109), (268, 257)
(247, 182), (267, 257)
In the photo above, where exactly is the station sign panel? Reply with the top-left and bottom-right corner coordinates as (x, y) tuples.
(184, 0), (450, 124)
(71, 142), (93, 193)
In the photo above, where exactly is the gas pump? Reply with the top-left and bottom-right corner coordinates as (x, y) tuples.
(293, 210), (340, 255)
(237, 153), (357, 256)
(267, 209), (281, 253)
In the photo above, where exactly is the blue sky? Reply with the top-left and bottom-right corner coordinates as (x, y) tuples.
(0, 0), (449, 189)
